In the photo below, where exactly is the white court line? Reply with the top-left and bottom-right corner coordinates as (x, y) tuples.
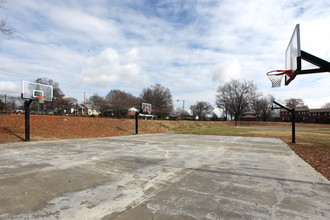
(145, 143), (169, 159)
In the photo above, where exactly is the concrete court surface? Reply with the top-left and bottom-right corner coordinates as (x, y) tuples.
(0, 134), (329, 219)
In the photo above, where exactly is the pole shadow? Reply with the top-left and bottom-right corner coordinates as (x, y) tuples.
(0, 127), (25, 141)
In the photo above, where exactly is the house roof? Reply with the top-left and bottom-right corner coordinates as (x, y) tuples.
(310, 108), (330, 113)
(280, 107), (309, 112)
(243, 111), (256, 115)
(241, 115), (257, 119)
(280, 107), (330, 113)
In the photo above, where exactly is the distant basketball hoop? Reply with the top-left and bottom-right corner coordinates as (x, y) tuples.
(136, 102), (152, 135)
(37, 95), (46, 104)
(21, 80), (53, 142)
(141, 102), (152, 114)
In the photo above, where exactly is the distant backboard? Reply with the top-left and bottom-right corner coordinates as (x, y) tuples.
(285, 24), (301, 85)
(21, 80), (53, 101)
(141, 102), (152, 114)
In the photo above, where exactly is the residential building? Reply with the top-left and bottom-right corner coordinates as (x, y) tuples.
(280, 107), (330, 123)
(128, 107), (138, 117)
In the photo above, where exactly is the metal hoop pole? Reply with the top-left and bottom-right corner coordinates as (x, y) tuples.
(272, 100), (296, 144)
(24, 99), (33, 142)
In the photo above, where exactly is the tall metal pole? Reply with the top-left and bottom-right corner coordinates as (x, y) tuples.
(4, 94), (6, 112)
(273, 100), (296, 144)
(84, 92), (86, 115)
(292, 108), (296, 144)
(135, 108), (144, 134)
(135, 111), (138, 134)
(24, 99), (33, 142)
(177, 99), (185, 111)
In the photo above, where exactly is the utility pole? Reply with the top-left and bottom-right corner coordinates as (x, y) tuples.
(4, 94), (6, 112)
(177, 99), (185, 111)
(84, 92), (86, 115)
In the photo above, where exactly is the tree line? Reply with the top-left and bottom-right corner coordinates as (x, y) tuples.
(0, 78), (175, 119)
(1, 77), (329, 121)
(88, 83), (174, 119)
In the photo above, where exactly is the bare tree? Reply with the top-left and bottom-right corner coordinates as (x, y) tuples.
(35, 78), (65, 114)
(63, 97), (78, 114)
(5, 95), (18, 112)
(190, 101), (214, 121)
(140, 84), (173, 119)
(216, 80), (257, 126)
(284, 98), (308, 109)
(216, 99), (231, 121)
(251, 95), (276, 121)
(322, 102), (330, 109)
(105, 90), (140, 117)
(88, 94), (109, 114)
(172, 107), (190, 119)
(0, 0), (14, 38)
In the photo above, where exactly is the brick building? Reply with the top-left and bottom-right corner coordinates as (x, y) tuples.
(280, 107), (330, 123)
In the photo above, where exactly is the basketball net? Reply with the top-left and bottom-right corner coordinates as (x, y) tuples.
(37, 96), (46, 103)
(144, 107), (151, 114)
(267, 70), (291, 88)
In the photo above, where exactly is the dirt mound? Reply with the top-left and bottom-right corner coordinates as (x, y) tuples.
(0, 114), (245, 143)
(0, 114), (172, 143)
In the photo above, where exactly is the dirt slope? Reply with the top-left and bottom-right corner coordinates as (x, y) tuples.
(0, 114), (171, 142)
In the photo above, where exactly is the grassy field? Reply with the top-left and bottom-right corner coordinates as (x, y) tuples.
(1, 114), (329, 180)
(172, 122), (330, 147)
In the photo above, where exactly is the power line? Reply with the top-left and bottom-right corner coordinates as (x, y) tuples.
(0, 69), (36, 78)
(0, 90), (20, 95)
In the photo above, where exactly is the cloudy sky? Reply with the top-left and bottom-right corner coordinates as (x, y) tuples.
(0, 0), (329, 113)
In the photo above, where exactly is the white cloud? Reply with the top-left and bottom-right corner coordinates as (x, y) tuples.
(0, 81), (20, 93)
(212, 60), (242, 83)
(78, 48), (148, 88)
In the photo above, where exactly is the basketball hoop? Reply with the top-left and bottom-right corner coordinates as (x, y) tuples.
(141, 103), (152, 114)
(267, 70), (292, 88)
(143, 107), (151, 114)
(37, 96), (46, 103)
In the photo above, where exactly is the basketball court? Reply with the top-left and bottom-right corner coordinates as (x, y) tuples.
(2, 24), (328, 219)
(1, 134), (329, 219)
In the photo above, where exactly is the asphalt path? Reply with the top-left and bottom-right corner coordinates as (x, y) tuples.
(0, 134), (329, 219)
